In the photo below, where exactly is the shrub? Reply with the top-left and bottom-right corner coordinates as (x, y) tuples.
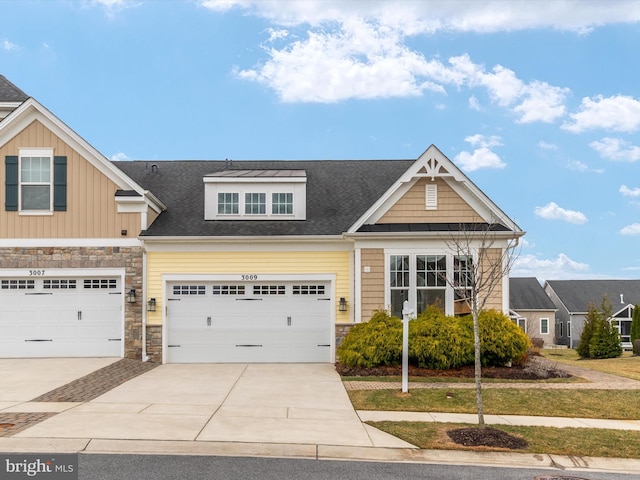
(579, 296), (622, 359)
(577, 302), (598, 358)
(336, 309), (402, 367)
(461, 310), (530, 367)
(633, 339), (640, 356)
(408, 305), (474, 369)
(631, 305), (640, 344)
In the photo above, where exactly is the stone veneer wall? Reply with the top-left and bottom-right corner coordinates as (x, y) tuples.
(0, 246), (144, 360)
(335, 323), (355, 350)
(145, 325), (163, 363)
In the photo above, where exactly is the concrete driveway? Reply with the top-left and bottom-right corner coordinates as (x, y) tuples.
(12, 363), (413, 448)
(0, 358), (119, 405)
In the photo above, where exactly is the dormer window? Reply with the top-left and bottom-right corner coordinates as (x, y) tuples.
(204, 170), (306, 220)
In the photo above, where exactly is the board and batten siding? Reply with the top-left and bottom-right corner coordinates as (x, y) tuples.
(0, 120), (140, 238)
(146, 250), (352, 326)
(379, 177), (483, 224)
(360, 248), (385, 322)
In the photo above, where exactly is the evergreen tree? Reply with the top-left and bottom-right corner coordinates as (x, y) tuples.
(576, 302), (598, 358)
(587, 296), (622, 359)
(631, 304), (640, 344)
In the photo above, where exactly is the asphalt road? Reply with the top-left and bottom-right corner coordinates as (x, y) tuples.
(79, 455), (640, 480)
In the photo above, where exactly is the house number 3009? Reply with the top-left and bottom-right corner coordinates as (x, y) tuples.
(241, 274), (258, 280)
(29, 270), (46, 276)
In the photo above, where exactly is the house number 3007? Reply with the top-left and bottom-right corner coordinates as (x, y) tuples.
(241, 274), (258, 280)
(29, 270), (45, 276)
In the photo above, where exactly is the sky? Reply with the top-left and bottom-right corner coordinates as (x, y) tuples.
(1, 0), (640, 281)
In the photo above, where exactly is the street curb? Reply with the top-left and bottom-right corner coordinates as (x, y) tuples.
(1, 438), (639, 474)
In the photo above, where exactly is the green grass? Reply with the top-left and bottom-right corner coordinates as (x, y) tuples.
(369, 421), (640, 458)
(342, 375), (583, 384)
(542, 349), (640, 381)
(348, 388), (640, 420)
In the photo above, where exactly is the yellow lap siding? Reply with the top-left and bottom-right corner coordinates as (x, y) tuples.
(146, 250), (351, 325)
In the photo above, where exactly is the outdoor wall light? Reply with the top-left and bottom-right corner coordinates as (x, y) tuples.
(339, 297), (347, 312)
(127, 289), (136, 303)
(147, 298), (157, 312)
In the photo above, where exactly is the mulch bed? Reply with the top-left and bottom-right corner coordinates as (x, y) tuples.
(336, 360), (571, 380)
(447, 426), (528, 450)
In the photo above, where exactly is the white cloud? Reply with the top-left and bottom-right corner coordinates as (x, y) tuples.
(621, 223), (640, 235)
(87, 0), (141, 16)
(620, 185), (640, 197)
(589, 137), (640, 162)
(222, 3), (572, 111)
(468, 95), (481, 111)
(111, 152), (131, 161)
(511, 253), (590, 281)
(200, 1), (640, 33)
(566, 160), (604, 174)
(464, 134), (502, 148)
(454, 147), (506, 172)
(562, 95), (640, 133)
(2, 40), (18, 51)
(537, 141), (557, 150)
(534, 202), (588, 224)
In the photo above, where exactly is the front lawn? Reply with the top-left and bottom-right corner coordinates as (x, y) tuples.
(369, 421), (640, 458)
(542, 349), (640, 381)
(348, 388), (640, 419)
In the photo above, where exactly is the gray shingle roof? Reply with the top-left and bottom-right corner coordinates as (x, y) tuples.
(510, 277), (556, 310)
(545, 279), (640, 313)
(113, 159), (417, 237)
(0, 75), (28, 103)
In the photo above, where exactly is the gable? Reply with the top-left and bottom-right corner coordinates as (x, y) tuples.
(378, 177), (482, 224)
(0, 119), (141, 239)
(349, 145), (522, 235)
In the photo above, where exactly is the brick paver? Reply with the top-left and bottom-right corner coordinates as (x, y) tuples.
(31, 358), (158, 402)
(0, 413), (56, 437)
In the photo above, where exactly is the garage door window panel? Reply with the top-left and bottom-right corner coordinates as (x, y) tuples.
(254, 285), (286, 295)
(173, 285), (206, 295)
(1, 279), (35, 290)
(212, 285), (245, 295)
(44, 279), (77, 289)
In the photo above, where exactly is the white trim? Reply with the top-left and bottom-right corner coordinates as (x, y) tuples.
(425, 183), (437, 210)
(354, 248), (362, 323)
(203, 176), (306, 184)
(540, 317), (550, 335)
(142, 238), (350, 252)
(0, 238), (142, 247)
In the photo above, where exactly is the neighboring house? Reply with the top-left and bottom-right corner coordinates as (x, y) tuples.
(544, 280), (640, 349)
(1, 75), (524, 363)
(0, 75), (164, 359)
(509, 277), (557, 347)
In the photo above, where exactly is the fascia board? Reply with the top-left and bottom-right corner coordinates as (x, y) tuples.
(0, 98), (143, 193)
(343, 230), (523, 242)
(203, 176), (306, 184)
(140, 235), (347, 243)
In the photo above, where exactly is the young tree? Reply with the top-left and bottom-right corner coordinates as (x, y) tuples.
(589, 295), (622, 359)
(443, 222), (522, 426)
(576, 302), (598, 358)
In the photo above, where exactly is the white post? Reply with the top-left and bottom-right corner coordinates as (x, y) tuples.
(401, 300), (412, 393)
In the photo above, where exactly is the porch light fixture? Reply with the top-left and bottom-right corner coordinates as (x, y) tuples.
(127, 289), (136, 303)
(147, 298), (157, 312)
(339, 297), (347, 312)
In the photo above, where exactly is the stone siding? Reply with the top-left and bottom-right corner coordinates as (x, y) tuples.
(145, 325), (163, 363)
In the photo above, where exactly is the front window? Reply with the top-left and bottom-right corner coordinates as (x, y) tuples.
(453, 255), (473, 315)
(416, 255), (446, 313)
(540, 318), (549, 335)
(389, 255), (410, 318)
(272, 192), (293, 215)
(21, 155), (51, 210)
(245, 193), (266, 214)
(218, 193), (239, 214)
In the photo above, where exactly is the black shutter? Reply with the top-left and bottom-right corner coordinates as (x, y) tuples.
(5, 155), (18, 211)
(53, 156), (67, 211)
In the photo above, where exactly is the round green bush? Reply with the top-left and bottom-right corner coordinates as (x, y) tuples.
(409, 305), (474, 369)
(336, 309), (402, 367)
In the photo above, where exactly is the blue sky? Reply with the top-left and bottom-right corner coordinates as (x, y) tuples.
(2, 0), (640, 281)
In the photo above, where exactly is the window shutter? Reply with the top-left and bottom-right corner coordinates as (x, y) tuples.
(5, 155), (18, 211)
(53, 156), (67, 211)
(425, 183), (437, 209)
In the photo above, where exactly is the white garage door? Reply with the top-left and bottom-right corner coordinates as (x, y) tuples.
(0, 276), (123, 358)
(166, 281), (332, 363)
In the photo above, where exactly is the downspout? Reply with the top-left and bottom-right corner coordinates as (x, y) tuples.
(142, 247), (149, 362)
